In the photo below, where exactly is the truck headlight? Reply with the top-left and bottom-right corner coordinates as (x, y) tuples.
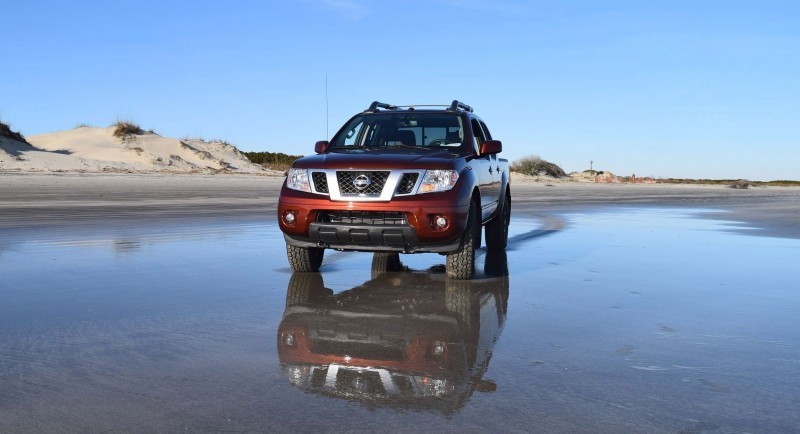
(419, 170), (459, 193)
(286, 168), (311, 192)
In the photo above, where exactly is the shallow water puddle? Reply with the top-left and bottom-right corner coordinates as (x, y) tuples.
(1, 208), (798, 432)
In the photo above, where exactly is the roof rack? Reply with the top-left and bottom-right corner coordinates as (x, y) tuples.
(364, 100), (474, 113)
(365, 101), (398, 112)
(446, 100), (473, 113)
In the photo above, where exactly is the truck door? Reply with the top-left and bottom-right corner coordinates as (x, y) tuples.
(480, 120), (502, 204)
(471, 119), (498, 220)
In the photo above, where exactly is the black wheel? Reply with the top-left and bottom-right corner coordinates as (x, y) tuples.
(485, 191), (510, 251)
(446, 198), (478, 279)
(286, 244), (324, 272)
(484, 249), (509, 277)
(371, 252), (404, 278)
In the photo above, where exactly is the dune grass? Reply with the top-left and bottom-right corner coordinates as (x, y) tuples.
(0, 120), (28, 144)
(112, 121), (145, 138)
(510, 155), (567, 178)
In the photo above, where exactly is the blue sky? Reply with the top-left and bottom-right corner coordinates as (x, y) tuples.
(2, 0), (798, 180)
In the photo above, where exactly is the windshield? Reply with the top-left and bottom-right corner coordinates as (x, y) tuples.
(331, 113), (464, 150)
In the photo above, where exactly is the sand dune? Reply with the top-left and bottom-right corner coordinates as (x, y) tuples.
(0, 126), (281, 175)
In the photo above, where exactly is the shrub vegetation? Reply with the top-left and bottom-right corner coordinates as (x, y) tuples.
(243, 151), (303, 171)
(730, 179), (752, 189)
(764, 180), (800, 186)
(0, 121), (28, 144)
(511, 155), (567, 178)
(658, 178), (740, 185)
(112, 121), (145, 138)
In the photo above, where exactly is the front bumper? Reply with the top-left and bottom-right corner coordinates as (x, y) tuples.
(278, 181), (472, 253)
(284, 225), (461, 253)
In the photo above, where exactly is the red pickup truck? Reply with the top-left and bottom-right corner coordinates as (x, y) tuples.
(278, 100), (510, 279)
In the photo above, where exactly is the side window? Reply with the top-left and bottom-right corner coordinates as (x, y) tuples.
(471, 119), (486, 153)
(479, 120), (496, 160)
(480, 121), (492, 140)
(343, 120), (366, 147)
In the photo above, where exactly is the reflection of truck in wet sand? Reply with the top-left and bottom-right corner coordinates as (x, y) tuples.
(277, 252), (509, 414)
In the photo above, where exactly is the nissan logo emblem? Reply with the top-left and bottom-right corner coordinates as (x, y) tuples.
(353, 174), (371, 190)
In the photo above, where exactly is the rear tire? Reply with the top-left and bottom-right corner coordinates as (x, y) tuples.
(446, 199), (478, 279)
(286, 244), (324, 272)
(484, 249), (509, 277)
(485, 192), (510, 251)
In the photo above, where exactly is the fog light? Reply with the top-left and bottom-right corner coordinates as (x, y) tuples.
(284, 211), (297, 224)
(282, 332), (296, 347)
(433, 215), (448, 230)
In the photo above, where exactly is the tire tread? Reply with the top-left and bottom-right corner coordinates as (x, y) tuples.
(286, 244), (324, 272)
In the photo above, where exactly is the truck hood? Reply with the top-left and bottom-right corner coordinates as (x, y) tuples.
(293, 148), (464, 170)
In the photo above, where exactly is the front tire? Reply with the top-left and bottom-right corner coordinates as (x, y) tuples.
(446, 199), (478, 279)
(286, 244), (324, 272)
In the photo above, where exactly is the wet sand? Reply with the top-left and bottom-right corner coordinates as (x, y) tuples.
(1, 173), (799, 432)
(510, 181), (800, 239)
(2, 173), (798, 237)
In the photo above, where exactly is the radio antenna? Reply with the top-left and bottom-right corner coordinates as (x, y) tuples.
(325, 75), (329, 139)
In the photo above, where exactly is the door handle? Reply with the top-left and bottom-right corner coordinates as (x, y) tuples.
(489, 167), (493, 174)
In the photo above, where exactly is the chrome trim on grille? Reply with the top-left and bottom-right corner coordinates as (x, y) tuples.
(307, 169), (426, 201)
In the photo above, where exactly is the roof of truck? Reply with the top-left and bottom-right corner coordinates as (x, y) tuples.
(363, 100), (474, 114)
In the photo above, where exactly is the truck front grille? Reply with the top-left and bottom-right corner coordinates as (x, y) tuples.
(317, 211), (408, 226)
(336, 171), (389, 195)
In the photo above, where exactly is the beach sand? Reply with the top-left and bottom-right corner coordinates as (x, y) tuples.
(2, 172), (797, 238)
(2, 172), (799, 432)
(1, 126), (281, 175)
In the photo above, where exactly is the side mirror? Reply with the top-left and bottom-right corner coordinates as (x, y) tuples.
(479, 140), (502, 155)
(314, 141), (329, 154)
